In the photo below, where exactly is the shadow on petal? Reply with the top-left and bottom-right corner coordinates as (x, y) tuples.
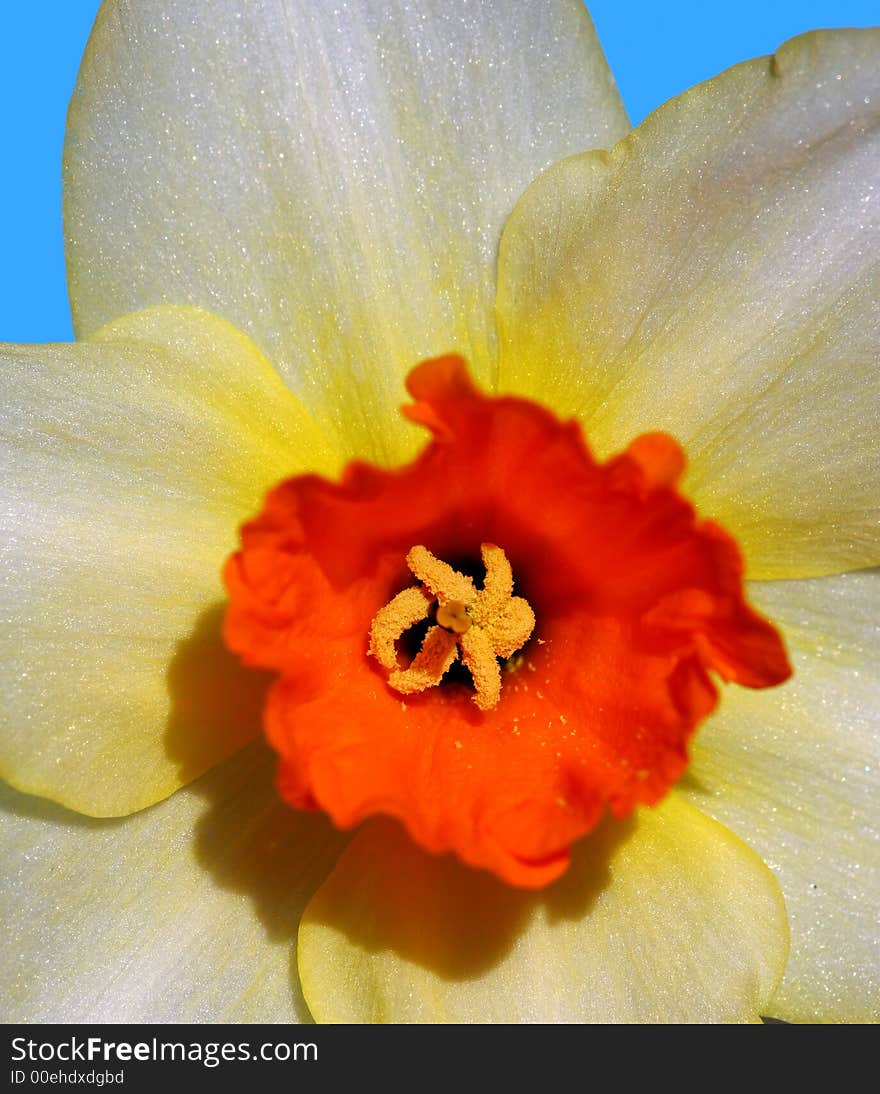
(163, 603), (349, 1017)
(673, 768), (712, 796)
(185, 740), (349, 1022)
(195, 740), (347, 944)
(543, 812), (637, 924)
(164, 602), (270, 787)
(0, 777), (130, 830)
(301, 811), (635, 984)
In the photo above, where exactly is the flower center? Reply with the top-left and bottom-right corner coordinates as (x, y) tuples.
(368, 544), (535, 712)
(223, 354), (792, 888)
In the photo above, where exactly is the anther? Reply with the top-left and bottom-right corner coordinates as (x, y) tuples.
(368, 543), (535, 710)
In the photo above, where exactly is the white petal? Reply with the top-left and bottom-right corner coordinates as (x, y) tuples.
(64, 0), (628, 463)
(1, 742), (347, 1022)
(1, 306), (338, 814)
(683, 569), (880, 1022)
(498, 29), (880, 578)
(299, 796), (787, 1023)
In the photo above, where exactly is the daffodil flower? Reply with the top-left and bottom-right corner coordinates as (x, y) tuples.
(1, 1), (878, 1024)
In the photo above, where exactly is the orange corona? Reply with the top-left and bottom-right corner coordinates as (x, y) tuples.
(224, 356), (791, 888)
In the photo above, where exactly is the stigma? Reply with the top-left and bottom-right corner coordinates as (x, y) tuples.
(369, 543), (535, 711)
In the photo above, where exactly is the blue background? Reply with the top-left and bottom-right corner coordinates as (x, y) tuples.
(1, 0), (877, 344)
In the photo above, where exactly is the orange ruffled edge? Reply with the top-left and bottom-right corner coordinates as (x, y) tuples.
(224, 356), (791, 888)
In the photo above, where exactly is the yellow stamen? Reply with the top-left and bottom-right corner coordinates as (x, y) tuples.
(368, 585), (433, 670)
(406, 545), (476, 604)
(389, 626), (459, 695)
(459, 625), (501, 711)
(473, 543), (513, 624)
(483, 596), (536, 659)
(368, 543), (535, 710)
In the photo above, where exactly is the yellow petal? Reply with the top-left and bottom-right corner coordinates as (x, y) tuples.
(1, 306), (338, 815)
(64, 0), (628, 465)
(497, 29), (880, 579)
(683, 569), (880, 1023)
(1, 743), (347, 1022)
(298, 795), (788, 1023)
